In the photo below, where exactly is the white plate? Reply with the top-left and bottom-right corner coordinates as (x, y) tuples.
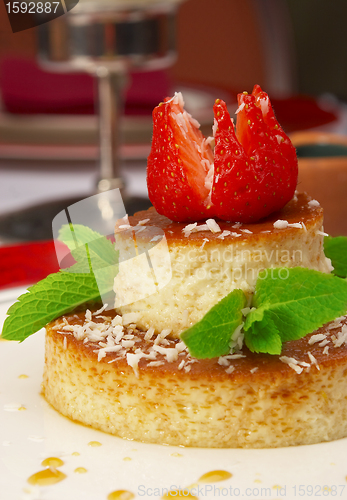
(1, 287), (347, 500)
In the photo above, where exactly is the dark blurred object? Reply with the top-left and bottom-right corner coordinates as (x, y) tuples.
(287, 0), (347, 102)
(0, 194), (152, 242)
(291, 131), (347, 236)
(0, 58), (171, 115)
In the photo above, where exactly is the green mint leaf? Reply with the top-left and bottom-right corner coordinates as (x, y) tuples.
(244, 267), (347, 353)
(1, 272), (101, 342)
(59, 224), (118, 274)
(244, 316), (282, 355)
(59, 223), (119, 297)
(1, 224), (120, 342)
(180, 289), (247, 358)
(324, 235), (347, 278)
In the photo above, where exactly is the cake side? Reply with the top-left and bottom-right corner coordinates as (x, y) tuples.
(42, 311), (347, 448)
(114, 193), (332, 337)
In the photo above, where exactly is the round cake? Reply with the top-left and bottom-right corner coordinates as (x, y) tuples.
(41, 193), (347, 448)
(43, 308), (347, 448)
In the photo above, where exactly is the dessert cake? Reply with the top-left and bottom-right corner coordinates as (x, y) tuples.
(42, 193), (347, 449)
(5, 85), (346, 449)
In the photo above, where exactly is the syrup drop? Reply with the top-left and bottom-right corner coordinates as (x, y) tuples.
(41, 457), (64, 468)
(27, 468), (66, 486)
(72, 452), (80, 456)
(198, 470), (232, 483)
(107, 490), (135, 500)
(170, 453), (183, 457)
(74, 467), (87, 474)
(88, 441), (102, 447)
(123, 457), (132, 461)
(18, 374), (29, 379)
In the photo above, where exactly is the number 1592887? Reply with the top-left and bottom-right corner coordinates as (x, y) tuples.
(5, 2), (61, 14)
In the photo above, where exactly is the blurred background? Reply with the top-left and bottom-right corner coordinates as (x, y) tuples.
(1, 0), (347, 286)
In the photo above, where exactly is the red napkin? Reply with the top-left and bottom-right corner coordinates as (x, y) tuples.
(0, 240), (60, 290)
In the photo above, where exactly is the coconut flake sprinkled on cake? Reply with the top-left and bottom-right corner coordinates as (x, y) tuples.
(308, 199), (320, 208)
(279, 356), (305, 374)
(309, 333), (327, 345)
(307, 351), (320, 370)
(150, 235), (162, 243)
(206, 219), (221, 233)
(332, 324), (347, 348)
(273, 220), (305, 230)
(217, 230), (231, 240)
(201, 238), (209, 249)
(273, 220), (289, 229)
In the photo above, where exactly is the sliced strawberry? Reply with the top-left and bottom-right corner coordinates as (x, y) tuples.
(147, 93), (214, 222)
(212, 87), (298, 222)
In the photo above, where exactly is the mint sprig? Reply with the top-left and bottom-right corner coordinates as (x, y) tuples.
(1, 225), (119, 342)
(181, 267), (347, 358)
(180, 289), (246, 358)
(1, 273), (101, 342)
(243, 267), (347, 354)
(324, 235), (347, 278)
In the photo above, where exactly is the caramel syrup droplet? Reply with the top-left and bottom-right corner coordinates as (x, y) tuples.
(18, 374), (29, 379)
(198, 470), (232, 483)
(41, 457), (64, 468)
(107, 490), (135, 500)
(88, 441), (102, 447)
(74, 467), (87, 474)
(27, 469), (66, 486)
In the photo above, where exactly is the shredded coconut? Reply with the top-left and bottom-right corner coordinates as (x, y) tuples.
(308, 333), (327, 345)
(206, 219), (221, 233)
(201, 238), (209, 249)
(225, 366), (235, 374)
(150, 235), (162, 242)
(332, 325), (347, 347)
(273, 220), (289, 229)
(307, 351), (320, 370)
(279, 356), (304, 374)
(308, 199), (320, 208)
(235, 102), (245, 114)
(217, 230), (231, 240)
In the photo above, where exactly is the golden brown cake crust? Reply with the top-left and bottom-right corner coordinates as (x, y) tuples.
(42, 311), (347, 448)
(123, 192), (323, 247)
